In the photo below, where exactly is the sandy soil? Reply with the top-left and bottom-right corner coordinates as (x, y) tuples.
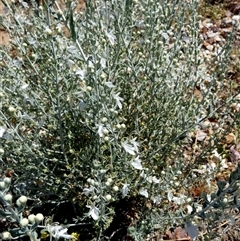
(0, 1), (9, 45)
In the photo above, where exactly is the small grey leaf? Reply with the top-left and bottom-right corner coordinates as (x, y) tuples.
(185, 222), (199, 240)
(79, 101), (87, 111)
(21, 114), (33, 120)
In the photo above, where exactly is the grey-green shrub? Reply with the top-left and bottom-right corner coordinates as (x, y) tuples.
(0, 0), (239, 239)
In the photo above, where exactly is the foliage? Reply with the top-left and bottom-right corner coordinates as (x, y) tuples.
(0, 0), (239, 240)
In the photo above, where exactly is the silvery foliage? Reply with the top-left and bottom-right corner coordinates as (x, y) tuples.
(0, 0), (239, 239)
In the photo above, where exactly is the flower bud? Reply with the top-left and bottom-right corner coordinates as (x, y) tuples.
(16, 196), (27, 206)
(93, 195), (98, 200)
(174, 181), (180, 187)
(3, 177), (11, 185)
(4, 194), (13, 203)
(86, 86), (92, 92)
(35, 213), (44, 222)
(28, 214), (36, 223)
(105, 194), (112, 201)
(103, 128), (109, 135)
(113, 186), (119, 192)
(0, 182), (5, 189)
(45, 28), (52, 36)
(2, 231), (11, 240)
(121, 124), (126, 129)
(107, 178), (113, 183)
(8, 106), (15, 112)
(101, 117), (108, 123)
(223, 198), (228, 204)
(20, 218), (29, 226)
(56, 10), (63, 16)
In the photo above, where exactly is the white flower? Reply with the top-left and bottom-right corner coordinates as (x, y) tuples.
(131, 156), (143, 170)
(87, 205), (100, 220)
(113, 92), (123, 109)
(122, 183), (130, 198)
(139, 189), (149, 198)
(46, 225), (74, 239)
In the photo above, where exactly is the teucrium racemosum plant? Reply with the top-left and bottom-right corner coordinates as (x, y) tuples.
(0, 0), (239, 239)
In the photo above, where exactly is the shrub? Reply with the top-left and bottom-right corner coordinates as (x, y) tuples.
(0, 0), (239, 239)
